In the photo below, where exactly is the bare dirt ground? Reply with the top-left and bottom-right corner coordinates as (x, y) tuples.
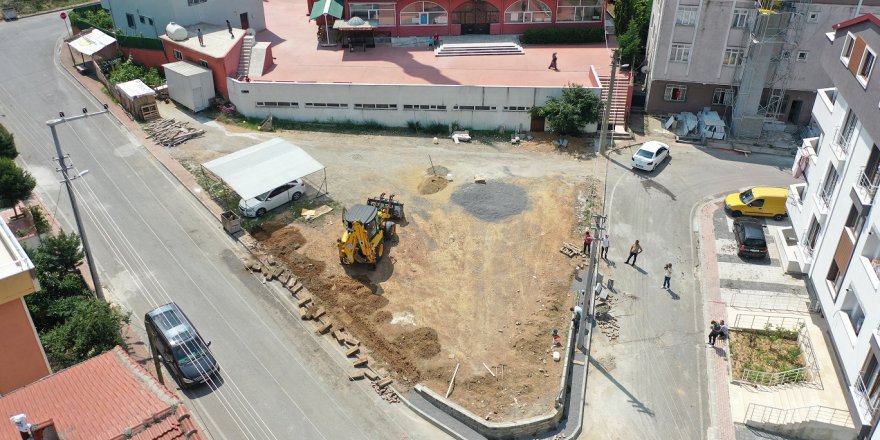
(160, 102), (604, 421)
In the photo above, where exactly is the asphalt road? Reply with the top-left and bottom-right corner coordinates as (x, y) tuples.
(581, 143), (796, 439)
(0, 14), (444, 440)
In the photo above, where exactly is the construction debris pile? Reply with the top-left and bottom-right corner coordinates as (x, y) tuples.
(245, 253), (400, 403)
(145, 118), (205, 147)
(594, 299), (619, 342)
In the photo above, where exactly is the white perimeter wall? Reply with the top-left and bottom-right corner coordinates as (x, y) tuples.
(226, 79), (598, 130)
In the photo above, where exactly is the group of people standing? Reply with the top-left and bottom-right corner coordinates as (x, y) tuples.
(708, 320), (728, 346)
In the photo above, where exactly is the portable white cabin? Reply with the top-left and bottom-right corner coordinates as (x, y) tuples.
(162, 61), (214, 112)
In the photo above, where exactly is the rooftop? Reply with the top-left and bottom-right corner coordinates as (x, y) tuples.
(160, 23), (246, 59)
(0, 346), (201, 440)
(254, 1), (612, 87)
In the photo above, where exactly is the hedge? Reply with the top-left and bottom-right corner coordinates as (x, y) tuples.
(521, 27), (606, 45)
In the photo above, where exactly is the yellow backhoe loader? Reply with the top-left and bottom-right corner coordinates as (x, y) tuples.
(337, 194), (404, 269)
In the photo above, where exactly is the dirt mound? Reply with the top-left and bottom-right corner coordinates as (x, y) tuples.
(372, 310), (392, 323)
(395, 327), (441, 359)
(251, 221), (291, 241)
(418, 175), (448, 195)
(426, 165), (450, 176)
(451, 182), (528, 222)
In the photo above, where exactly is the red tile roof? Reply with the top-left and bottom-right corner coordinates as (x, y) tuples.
(0, 347), (202, 440)
(832, 13), (880, 31)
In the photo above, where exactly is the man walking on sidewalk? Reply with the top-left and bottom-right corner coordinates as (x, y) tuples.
(662, 263), (672, 289)
(625, 240), (642, 265)
(571, 305), (583, 331)
(600, 235), (610, 260)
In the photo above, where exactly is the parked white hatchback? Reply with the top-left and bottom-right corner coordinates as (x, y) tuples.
(239, 180), (305, 217)
(631, 141), (671, 172)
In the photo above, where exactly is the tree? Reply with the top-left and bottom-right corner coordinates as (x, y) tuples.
(0, 158), (35, 216)
(41, 296), (130, 370)
(34, 231), (84, 277)
(0, 123), (16, 159)
(535, 83), (605, 136)
(616, 0), (652, 67)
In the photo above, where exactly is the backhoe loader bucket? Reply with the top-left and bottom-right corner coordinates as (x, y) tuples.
(367, 193), (405, 220)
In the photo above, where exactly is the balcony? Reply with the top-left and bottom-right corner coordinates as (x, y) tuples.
(812, 88), (838, 129)
(832, 126), (854, 159)
(855, 374), (880, 425)
(855, 167), (880, 206)
(816, 180), (834, 214)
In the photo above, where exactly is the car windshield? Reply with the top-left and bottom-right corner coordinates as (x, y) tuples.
(172, 339), (208, 365)
(739, 189), (755, 204)
(254, 190), (271, 202)
(636, 149), (655, 159)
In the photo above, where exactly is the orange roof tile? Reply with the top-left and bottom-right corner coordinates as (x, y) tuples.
(0, 347), (202, 440)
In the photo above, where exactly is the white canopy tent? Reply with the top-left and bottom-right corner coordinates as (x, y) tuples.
(201, 138), (327, 201)
(68, 28), (117, 56)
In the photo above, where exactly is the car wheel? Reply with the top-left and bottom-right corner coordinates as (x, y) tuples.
(731, 210), (742, 217)
(773, 214), (785, 221)
(256, 208), (267, 217)
(292, 191), (303, 201)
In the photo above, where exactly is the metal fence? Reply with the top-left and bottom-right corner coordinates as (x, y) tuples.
(745, 403), (852, 428)
(729, 292), (812, 314)
(732, 316), (820, 387)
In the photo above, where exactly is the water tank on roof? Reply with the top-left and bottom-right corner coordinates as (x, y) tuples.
(166, 22), (188, 41)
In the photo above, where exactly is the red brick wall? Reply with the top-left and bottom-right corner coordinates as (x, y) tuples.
(121, 47), (170, 69)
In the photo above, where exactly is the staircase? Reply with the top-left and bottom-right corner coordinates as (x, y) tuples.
(434, 42), (524, 57)
(237, 35), (256, 78)
(598, 71), (632, 129)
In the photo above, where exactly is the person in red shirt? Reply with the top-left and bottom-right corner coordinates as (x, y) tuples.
(582, 231), (593, 254)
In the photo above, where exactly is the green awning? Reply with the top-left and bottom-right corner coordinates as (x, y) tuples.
(309, 0), (344, 20)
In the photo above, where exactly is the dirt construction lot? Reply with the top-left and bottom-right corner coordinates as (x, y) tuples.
(165, 108), (604, 421)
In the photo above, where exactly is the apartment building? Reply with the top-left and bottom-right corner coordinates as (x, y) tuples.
(644, 0), (880, 136)
(785, 13), (880, 437)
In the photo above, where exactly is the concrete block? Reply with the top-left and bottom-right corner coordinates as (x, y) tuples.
(297, 296), (312, 307)
(298, 307), (311, 320)
(287, 275), (298, 288)
(364, 369), (379, 380)
(351, 357), (368, 367)
(290, 282), (303, 295)
(344, 336), (360, 346)
(376, 378), (393, 389)
(349, 371), (365, 381)
(316, 321), (332, 334)
(345, 346), (360, 357)
(312, 307), (326, 319)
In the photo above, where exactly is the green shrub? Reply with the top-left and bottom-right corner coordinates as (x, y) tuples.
(522, 27), (606, 45)
(0, 123), (16, 159)
(30, 206), (51, 235)
(70, 8), (115, 30)
(108, 56), (164, 87)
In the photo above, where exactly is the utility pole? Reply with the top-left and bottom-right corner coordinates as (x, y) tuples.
(47, 106), (109, 301)
(577, 213), (606, 351)
(597, 50), (620, 155)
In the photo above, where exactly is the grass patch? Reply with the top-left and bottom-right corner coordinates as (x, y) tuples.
(729, 326), (806, 383)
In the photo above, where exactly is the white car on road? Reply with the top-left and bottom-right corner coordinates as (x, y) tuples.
(631, 141), (670, 172)
(239, 180), (305, 217)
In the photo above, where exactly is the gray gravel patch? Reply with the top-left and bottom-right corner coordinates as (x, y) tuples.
(451, 182), (528, 222)
(426, 165), (450, 176)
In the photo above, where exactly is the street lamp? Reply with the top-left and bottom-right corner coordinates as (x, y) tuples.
(46, 106), (110, 301)
(596, 51), (630, 154)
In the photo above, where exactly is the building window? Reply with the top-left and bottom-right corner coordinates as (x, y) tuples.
(732, 8), (749, 28)
(842, 289), (866, 335)
(402, 104), (447, 110)
(148, 17), (154, 25)
(454, 105), (497, 111)
(807, 11), (819, 23)
(862, 229), (880, 283)
(841, 33), (856, 64)
(198, 59), (209, 68)
(796, 51), (809, 62)
(503, 106), (532, 112)
(676, 6), (698, 26)
(861, 355), (880, 411)
(819, 164), (840, 208)
(139, 15), (145, 24)
(556, 0), (603, 22)
(353, 103), (398, 110)
(304, 103), (348, 108)
(846, 205), (868, 242)
(805, 217), (821, 257)
(504, 0), (552, 23)
(350, 3), (397, 27)
(858, 47), (875, 87)
(256, 102), (299, 108)
(664, 84), (687, 102)
(188, 0), (207, 5)
(826, 261), (843, 300)
(712, 88), (734, 106)
(400, 1), (448, 26)
(173, 49), (183, 60)
(837, 110), (859, 151)
(452, 2), (500, 24)
(126, 13), (135, 28)
(723, 48), (744, 66)
(669, 44), (691, 63)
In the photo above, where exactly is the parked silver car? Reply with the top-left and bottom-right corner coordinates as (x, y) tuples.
(239, 180), (305, 217)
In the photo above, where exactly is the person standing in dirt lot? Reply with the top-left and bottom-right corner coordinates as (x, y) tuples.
(600, 234), (610, 260)
(625, 240), (642, 265)
(708, 320), (721, 346)
(582, 230), (593, 254)
(662, 263), (672, 289)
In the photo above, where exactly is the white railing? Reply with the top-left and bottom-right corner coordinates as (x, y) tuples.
(732, 316), (820, 387)
(856, 167), (879, 205)
(817, 181), (834, 211)
(833, 126), (853, 157)
(855, 375), (880, 423)
(729, 292), (811, 314)
(745, 403), (853, 428)
(800, 238), (815, 261)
